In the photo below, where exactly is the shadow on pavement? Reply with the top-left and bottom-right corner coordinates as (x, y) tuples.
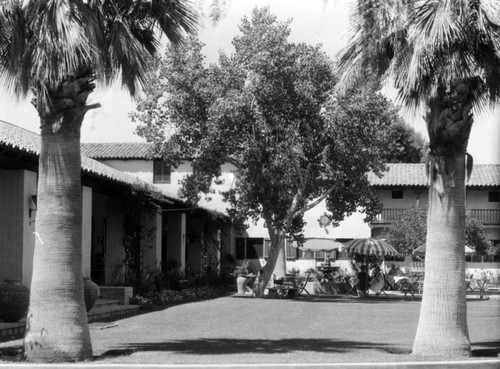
(471, 340), (500, 358)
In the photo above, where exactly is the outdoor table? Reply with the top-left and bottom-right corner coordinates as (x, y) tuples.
(267, 283), (298, 299)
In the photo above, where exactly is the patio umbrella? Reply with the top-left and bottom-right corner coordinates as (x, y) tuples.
(412, 244), (474, 255)
(342, 237), (398, 257)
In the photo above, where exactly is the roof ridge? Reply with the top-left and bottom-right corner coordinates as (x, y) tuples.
(0, 119), (39, 136)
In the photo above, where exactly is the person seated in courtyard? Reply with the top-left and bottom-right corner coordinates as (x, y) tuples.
(369, 265), (384, 294)
(386, 264), (399, 288)
(357, 265), (369, 297)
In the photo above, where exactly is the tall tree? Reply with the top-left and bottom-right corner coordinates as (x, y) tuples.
(133, 7), (401, 293)
(0, 0), (196, 362)
(338, 0), (500, 356)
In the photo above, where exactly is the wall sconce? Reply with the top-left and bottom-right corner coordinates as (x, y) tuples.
(29, 195), (37, 219)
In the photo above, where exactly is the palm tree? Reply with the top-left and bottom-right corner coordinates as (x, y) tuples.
(337, 0), (500, 357)
(0, 0), (196, 362)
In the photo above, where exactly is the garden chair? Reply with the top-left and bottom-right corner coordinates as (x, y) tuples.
(399, 277), (420, 300)
(295, 274), (311, 295)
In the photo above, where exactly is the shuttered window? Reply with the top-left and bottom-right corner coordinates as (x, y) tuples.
(153, 160), (171, 184)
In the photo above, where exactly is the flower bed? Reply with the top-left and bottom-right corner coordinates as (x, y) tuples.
(129, 286), (231, 307)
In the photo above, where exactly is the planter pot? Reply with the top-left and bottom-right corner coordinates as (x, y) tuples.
(83, 278), (99, 311)
(236, 276), (248, 294)
(0, 279), (30, 323)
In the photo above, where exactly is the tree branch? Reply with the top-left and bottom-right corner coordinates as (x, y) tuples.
(292, 184), (336, 219)
(289, 146), (305, 190)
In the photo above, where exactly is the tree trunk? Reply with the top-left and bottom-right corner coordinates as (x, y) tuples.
(412, 82), (475, 356)
(413, 154), (470, 356)
(24, 117), (92, 362)
(255, 230), (286, 297)
(274, 238), (287, 278)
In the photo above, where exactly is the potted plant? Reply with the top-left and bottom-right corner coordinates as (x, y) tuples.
(0, 279), (30, 322)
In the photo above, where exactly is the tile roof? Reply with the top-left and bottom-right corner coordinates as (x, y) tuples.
(5, 120), (497, 192)
(81, 142), (154, 159)
(368, 163), (500, 187)
(0, 120), (177, 199)
(0, 120), (227, 216)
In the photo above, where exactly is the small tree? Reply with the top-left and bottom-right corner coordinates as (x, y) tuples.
(382, 208), (427, 255)
(133, 7), (402, 294)
(465, 216), (491, 256)
(383, 208), (491, 256)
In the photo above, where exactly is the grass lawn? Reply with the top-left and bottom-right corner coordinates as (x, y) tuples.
(93, 295), (500, 364)
(1, 294), (499, 365)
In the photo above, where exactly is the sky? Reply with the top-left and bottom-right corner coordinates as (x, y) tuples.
(0, 0), (499, 163)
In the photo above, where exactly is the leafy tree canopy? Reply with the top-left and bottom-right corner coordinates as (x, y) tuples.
(385, 118), (427, 163)
(132, 7), (402, 243)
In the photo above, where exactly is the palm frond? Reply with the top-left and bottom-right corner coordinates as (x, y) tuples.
(26, 0), (93, 89)
(0, 0), (31, 98)
(108, 16), (149, 95)
(338, 0), (500, 114)
(411, 0), (461, 47)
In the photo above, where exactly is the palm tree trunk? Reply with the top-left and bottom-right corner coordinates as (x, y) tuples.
(24, 116), (92, 362)
(412, 154), (470, 356)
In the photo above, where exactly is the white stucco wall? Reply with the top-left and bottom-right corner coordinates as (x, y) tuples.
(101, 159), (153, 184)
(377, 189), (428, 209)
(467, 189), (500, 210)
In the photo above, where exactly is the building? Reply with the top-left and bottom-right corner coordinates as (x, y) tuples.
(0, 121), (229, 288)
(82, 142), (500, 272)
(368, 163), (500, 246)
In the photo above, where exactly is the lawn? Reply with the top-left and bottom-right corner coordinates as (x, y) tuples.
(1, 294), (499, 365)
(90, 295), (500, 365)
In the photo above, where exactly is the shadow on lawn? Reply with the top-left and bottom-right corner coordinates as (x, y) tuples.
(95, 338), (410, 360)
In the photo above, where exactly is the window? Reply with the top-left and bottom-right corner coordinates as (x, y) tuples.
(235, 237), (264, 259)
(153, 160), (171, 184)
(285, 240), (298, 260)
(488, 191), (500, 203)
(392, 190), (404, 199)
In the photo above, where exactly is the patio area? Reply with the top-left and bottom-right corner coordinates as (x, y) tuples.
(1, 294), (498, 366)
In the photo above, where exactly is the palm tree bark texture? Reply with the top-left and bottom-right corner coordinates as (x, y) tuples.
(24, 72), (98, 361)
(413, 81), (475, 356)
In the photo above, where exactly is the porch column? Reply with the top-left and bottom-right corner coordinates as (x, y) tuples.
(155, 209), (162, 265)
(216, 229), (221, 276)
(82, 186), (92, 278)
(180, 212), (186, 274)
